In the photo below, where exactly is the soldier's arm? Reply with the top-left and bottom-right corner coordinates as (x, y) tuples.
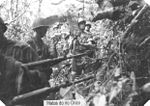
(49, 42), (58, 58)
(6, 42), (39, 63)
(49, 37), (59, 58)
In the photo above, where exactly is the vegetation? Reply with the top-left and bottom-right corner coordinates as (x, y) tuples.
(1, 0), (150, 106)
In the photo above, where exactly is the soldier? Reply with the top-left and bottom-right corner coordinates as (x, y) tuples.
(0, 17), (39, 63)
(85, 22), (92, 33)
(77, 19), (90, 44)
(27, 17), (59, 88)
(27, 17), (58, 60)
(0, 53), (45, 106)
(27, 14), (68, 59)
(0, 17), (51, 91)
(71, 19), (97, 77)
(78, 18), (86, 33)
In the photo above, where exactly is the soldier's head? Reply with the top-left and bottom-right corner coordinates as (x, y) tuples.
(128, 1), (140, 11)
(78, 19), (86, 31)
(32, 18), (49, 38)
(85, 22), (92, 32)
(0, 17), (7, 35)
(95, 0), (104, 7)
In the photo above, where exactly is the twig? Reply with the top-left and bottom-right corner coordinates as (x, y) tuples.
(7, 0), (32, 24)
(51, 0), (66, 5)
(139, 36), (150, 47)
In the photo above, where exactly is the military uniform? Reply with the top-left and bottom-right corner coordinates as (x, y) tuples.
(0, 54), (23, 105)
(27, 37), (57, 60)
(0, 17), (39, 63)
(0, 17), (49, 90)
(0, 37), (39, 63)
(0, 53), (45, 106)
(28, 17), (58, 60)
(71, 20), (97, 76)
(27, 18), (58, 88)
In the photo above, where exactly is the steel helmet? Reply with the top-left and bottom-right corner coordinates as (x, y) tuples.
(0, 17), (7, 32)
(32, 17), (49, 30)
(85, 21), (92, 28)
(78, 18), (86, 25)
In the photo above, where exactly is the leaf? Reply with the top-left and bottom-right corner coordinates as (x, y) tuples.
(48, 79), (55, 87)
(114, 67), (121, 77)
(108, 82), (122, 103)
(75, 92), (87, 106)
(59, 86), (72, 98)
(93, 93), (107, 106)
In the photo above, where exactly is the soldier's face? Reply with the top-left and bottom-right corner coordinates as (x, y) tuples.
(79, 24), (85, 30)
(36, 26), (48, 37)
(85, 26), (90, 31)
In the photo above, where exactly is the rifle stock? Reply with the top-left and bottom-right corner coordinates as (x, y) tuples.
(10, 75), (94, 105)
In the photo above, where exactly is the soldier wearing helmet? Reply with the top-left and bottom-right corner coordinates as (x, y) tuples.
(27, 17), (59, 85)
(78, 18), (86, 33)
(0, 17), (48, 105)
(85, 21), (92, 33)
(28, 17), (58, 59)
(71, 19), (96, 77)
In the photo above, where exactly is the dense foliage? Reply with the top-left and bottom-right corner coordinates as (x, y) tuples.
(1, 0), (150, 106)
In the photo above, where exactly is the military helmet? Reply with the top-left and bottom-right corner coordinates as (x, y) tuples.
(78, 18), (86, 25)
(85, 21), (92, 28)
(0, 17), (7, 32)
(32, 17), (49, 30)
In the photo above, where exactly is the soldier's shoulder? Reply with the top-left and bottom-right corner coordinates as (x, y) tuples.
(27, 38), (35, 44)
(14, 41), (31, 48)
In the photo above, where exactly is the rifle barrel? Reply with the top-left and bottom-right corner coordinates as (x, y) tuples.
(22, 51), (89, 68)
(10, 75), (94, 105)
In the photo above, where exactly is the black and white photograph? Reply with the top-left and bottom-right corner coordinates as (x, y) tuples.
(0, 0), (150, 106)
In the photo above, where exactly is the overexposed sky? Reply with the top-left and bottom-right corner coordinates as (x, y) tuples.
(145, 0), (150, 5)
(30, 0), (84, 18)
(1, 0), (149, 23)
(0, 0), (87, 20)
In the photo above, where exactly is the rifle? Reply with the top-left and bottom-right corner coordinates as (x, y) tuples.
(10, 75), (94, 105)
(22, 51), (91, 69)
